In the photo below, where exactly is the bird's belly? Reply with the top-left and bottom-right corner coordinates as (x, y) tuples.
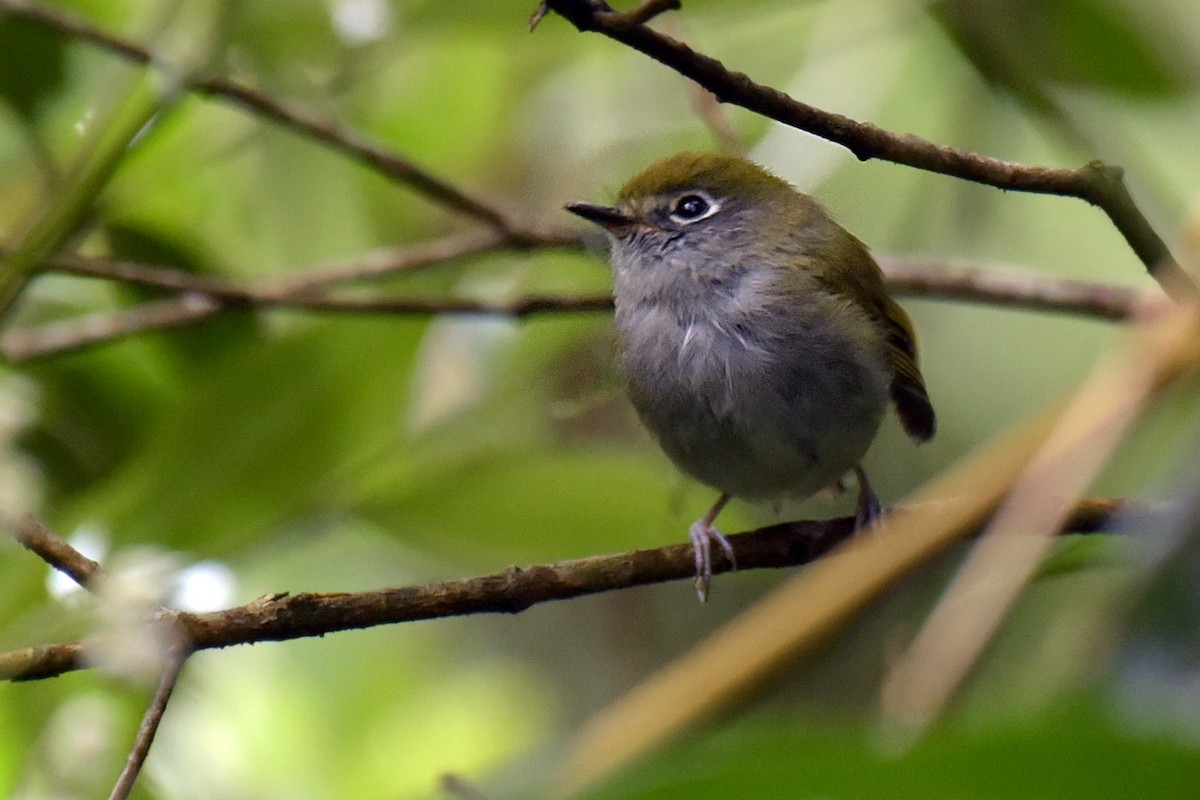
(619, 308), (889, 500)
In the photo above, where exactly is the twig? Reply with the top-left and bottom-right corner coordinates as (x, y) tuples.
(39, 227), (553, 297)
(1, 498), (1129, 683)
(3, 252), (1143, 362)
(880, 295), (1200, 740)
(1, 294), (222, 361)
(0, 642), (86, 681)
(0, 1), (531, 238)
(107, 643), (190, 800)
(0, 292), (614, 361)
(0, 227), (583, 361)
(538, 0), (1192, 298)
(879, 257), (1145, 321)
(12, 515), (103, 590)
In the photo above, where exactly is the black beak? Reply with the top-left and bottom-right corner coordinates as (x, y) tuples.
(565, 201), (636, 230)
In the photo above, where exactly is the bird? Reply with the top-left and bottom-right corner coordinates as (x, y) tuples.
(567, 152), (935, 600)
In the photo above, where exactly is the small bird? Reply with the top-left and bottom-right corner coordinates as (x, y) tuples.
(567, 152), (936, 601)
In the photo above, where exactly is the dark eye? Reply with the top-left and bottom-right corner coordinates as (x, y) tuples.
(670, 193), (717, 223)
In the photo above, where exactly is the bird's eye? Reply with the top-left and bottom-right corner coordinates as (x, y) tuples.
(669, 193), (718, 224)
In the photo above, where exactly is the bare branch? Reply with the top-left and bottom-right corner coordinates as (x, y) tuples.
(0, 292), (613, 362)
(879, 258), (1145, 321)
(0, 642), (86, 681)
(0, 1), (532, 237)
(107, 644), (189, 800)
(40, 228), (550, 297)
(2, 250), (1144, 362)
(537, 0), (1193, 299)
(1, 294), (221, 361)
(1, 498), (1128, 683)
(12, 516), (103, 590)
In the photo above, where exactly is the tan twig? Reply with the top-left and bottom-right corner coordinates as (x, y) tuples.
(881, 297), (1200, 740)
(12, 516), (103, 590)
(0, 498), (1128, 683)
(107, 643), (190, 800)
(538, 0), (1192, 298)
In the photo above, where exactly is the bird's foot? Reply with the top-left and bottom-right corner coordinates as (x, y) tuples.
(854, 465), (884, 530)
(690, 519), (736, 603)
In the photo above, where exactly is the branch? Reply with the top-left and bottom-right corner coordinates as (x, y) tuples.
(2, 251), (1143, 362)
(0, 291), (614, 362)
(1, 498), (1127, 682)
(107, 645), (189, 800)
(879, 258), (1145, 321)
(12, 515), (103, 590)
(537, 0), (1193, 299)
(0, 1), (538, 239)
(0, 228), (585, 361)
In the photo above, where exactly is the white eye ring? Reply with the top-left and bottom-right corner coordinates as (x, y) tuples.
(668, 192), (720, 225)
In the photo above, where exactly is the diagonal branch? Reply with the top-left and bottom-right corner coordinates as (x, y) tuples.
(0, 1), (534, 238)
(537, 0), (1192, 299)
(107, 644), (189, 800)
(12, 515), (103, 590)
(1, 498), (1127, 682)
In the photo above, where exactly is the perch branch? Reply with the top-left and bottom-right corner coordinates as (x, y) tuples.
(1, 498), (1127, 682)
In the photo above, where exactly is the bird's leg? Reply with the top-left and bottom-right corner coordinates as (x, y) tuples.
(690, 493), (736, 602)
(853, 465), (884, 529)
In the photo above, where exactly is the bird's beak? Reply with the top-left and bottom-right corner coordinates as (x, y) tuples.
(565, 201), (637, 230)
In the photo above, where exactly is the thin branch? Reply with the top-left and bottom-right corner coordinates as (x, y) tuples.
(3, 252), (1143, 362)
(0, 228), (584, 361)
(0, 292), (614, 361)
(1, 498), (1129, 683)
(0, 1), (534, 239)
(1, 294), (222, 361)
(538, 0), (1193, 298)
(39, 227), (550, 297)
(879, 258), (1145, 321)
(107, 644), (189, 800)
(12, 515), (103, 590)
(0, 642), (86, 681)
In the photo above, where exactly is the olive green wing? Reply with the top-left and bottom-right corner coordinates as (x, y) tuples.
(819, 235), (936, 443)
(876, 293), (936, 442)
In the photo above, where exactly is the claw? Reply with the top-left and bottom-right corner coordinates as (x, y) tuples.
(854, 465), (884, 529)
(689, 494), (735, 602)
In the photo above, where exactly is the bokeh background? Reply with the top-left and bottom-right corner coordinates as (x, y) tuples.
(3, 0), (1200, 797)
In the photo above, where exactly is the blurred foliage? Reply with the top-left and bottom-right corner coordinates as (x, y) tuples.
(2, 0), (1200, 798)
